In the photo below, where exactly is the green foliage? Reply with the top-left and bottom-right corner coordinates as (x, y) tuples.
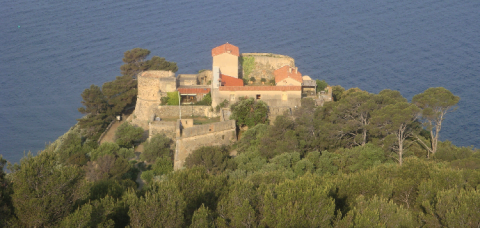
(259, 115), (298, 158)
(371, 102), (421, 165)
(140, 170), (154, 184)
(412, 87), (460, 155)
(316, 79), (328, 92)
(77, 84), (111, 139)
(168, 167), (227, 226)
(240, 56), (255, 79)
(160, 96), (169, 105)
(0, 156), (13, 227)
(236, 123), (268, 154)
(191, 204), (214, 228)
(60, 196), (116, 227)
(250, 76), (256, 82)
(434, 140), (474, 161)
(215, 99), (229, 112)
(343, 195), (416, 227)
(89, 141), (134, 162)
(151, 156), (174, 175)
(141, 134), (174, 163)
(167, 91), (180, 105)
(90, 142), (120, 161)
(57, 131), (90, 166)
(120, 48), (178, 77)
(331, 85), (345, 101)
(434, 188), (480, 227)
(89, 179), (129, 201)
(185, 146), (234, 174)
(338, 143), (387, 172)
(125, 182), (186, 228)
(114, 122), (144, 148)
(216, 180), (258, 227)
(234, 151), (267, 173)
(102, 75), (137, 115)
(11, 151), (89, 227)
(230, 98), (269, 128)
(78, 84), (108, 115)
(260, 78), (266, 83)
(144, 55), (178, 73)
(260, 175), (335, 227)
(85, 154), (132, 181)
(196, 92), (212, 105)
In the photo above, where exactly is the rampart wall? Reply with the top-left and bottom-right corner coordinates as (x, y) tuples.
(241, 53), (295, 80)
(149, 121), (176, 139)
(269, 106), (293, 122)
(174, 120), (237, 170)
(154, 106), (217, 118)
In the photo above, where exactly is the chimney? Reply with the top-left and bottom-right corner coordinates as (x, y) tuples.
(295, 67), (298, 74)
(289, 67), (292, 73)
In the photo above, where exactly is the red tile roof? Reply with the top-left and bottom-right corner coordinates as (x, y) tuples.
(219, 86), (301, 91)
(178, 88), (211, 94)
(274, 65), (303, 84)
(212, 43), (240, 57)
(221, 74), (244, 86)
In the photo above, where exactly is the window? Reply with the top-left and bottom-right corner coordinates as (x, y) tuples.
(282, 92), (287, 101)
(256, 94), (261, 99)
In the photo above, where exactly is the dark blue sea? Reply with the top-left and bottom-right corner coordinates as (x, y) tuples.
(1, 0), (479, 163)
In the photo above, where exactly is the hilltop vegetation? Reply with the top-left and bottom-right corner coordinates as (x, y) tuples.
(1, 49), (479, 227)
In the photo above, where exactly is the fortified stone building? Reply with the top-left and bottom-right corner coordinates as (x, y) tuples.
(131, 43), (331, 169)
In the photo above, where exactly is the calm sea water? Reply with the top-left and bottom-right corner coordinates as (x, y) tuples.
(1, 0), (479, 163)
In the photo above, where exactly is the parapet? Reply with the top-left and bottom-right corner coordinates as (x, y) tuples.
(181, 120), (236, 138)
(139, 70), (175, 78)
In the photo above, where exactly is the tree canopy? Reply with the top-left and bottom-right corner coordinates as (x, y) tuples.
(412, 87), (460, 157)
(230, 97), (269, 128)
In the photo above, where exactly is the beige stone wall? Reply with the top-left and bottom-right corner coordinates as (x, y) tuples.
(132, 98), (160, 128)
(154, 105), (217, 118)
(174, 120), (237, 170)
(242, 53), (295, 69)
(215, 90), (302, 108)
(137, 70), (176, 101)
(213, 53), (238, 78)
(138, 76), (162, 102)
(277, 77), (302, 86)
(149, 121), (176, 139)
(158, 77), (176, 92)
(197, 70), (213, 85)
(241, 53), (295, 80)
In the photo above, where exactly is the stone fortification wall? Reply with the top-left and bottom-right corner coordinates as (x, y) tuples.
(182, 120), (235, 138)
(133, 70), (176, 128)
(149, 121), (176, 139)
(132, 99), (160, 129)
(220, 108), (232, 122)
(137, 70), (175, 101)
(154, 106), (217, 118)
(174, 120), (237, 170)
(241, 53), (295, 80)
(198, 70), (213, 85)
(269, 106), (293, 122)
(215, 89), (302, 109)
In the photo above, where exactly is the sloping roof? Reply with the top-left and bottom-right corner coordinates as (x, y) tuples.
(178, 88), (211, 94)
(212, 43), (240, 57)
(221, 74), (244, 86)
(274, 65), (303, 84)
(219, 86), (301, 91)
